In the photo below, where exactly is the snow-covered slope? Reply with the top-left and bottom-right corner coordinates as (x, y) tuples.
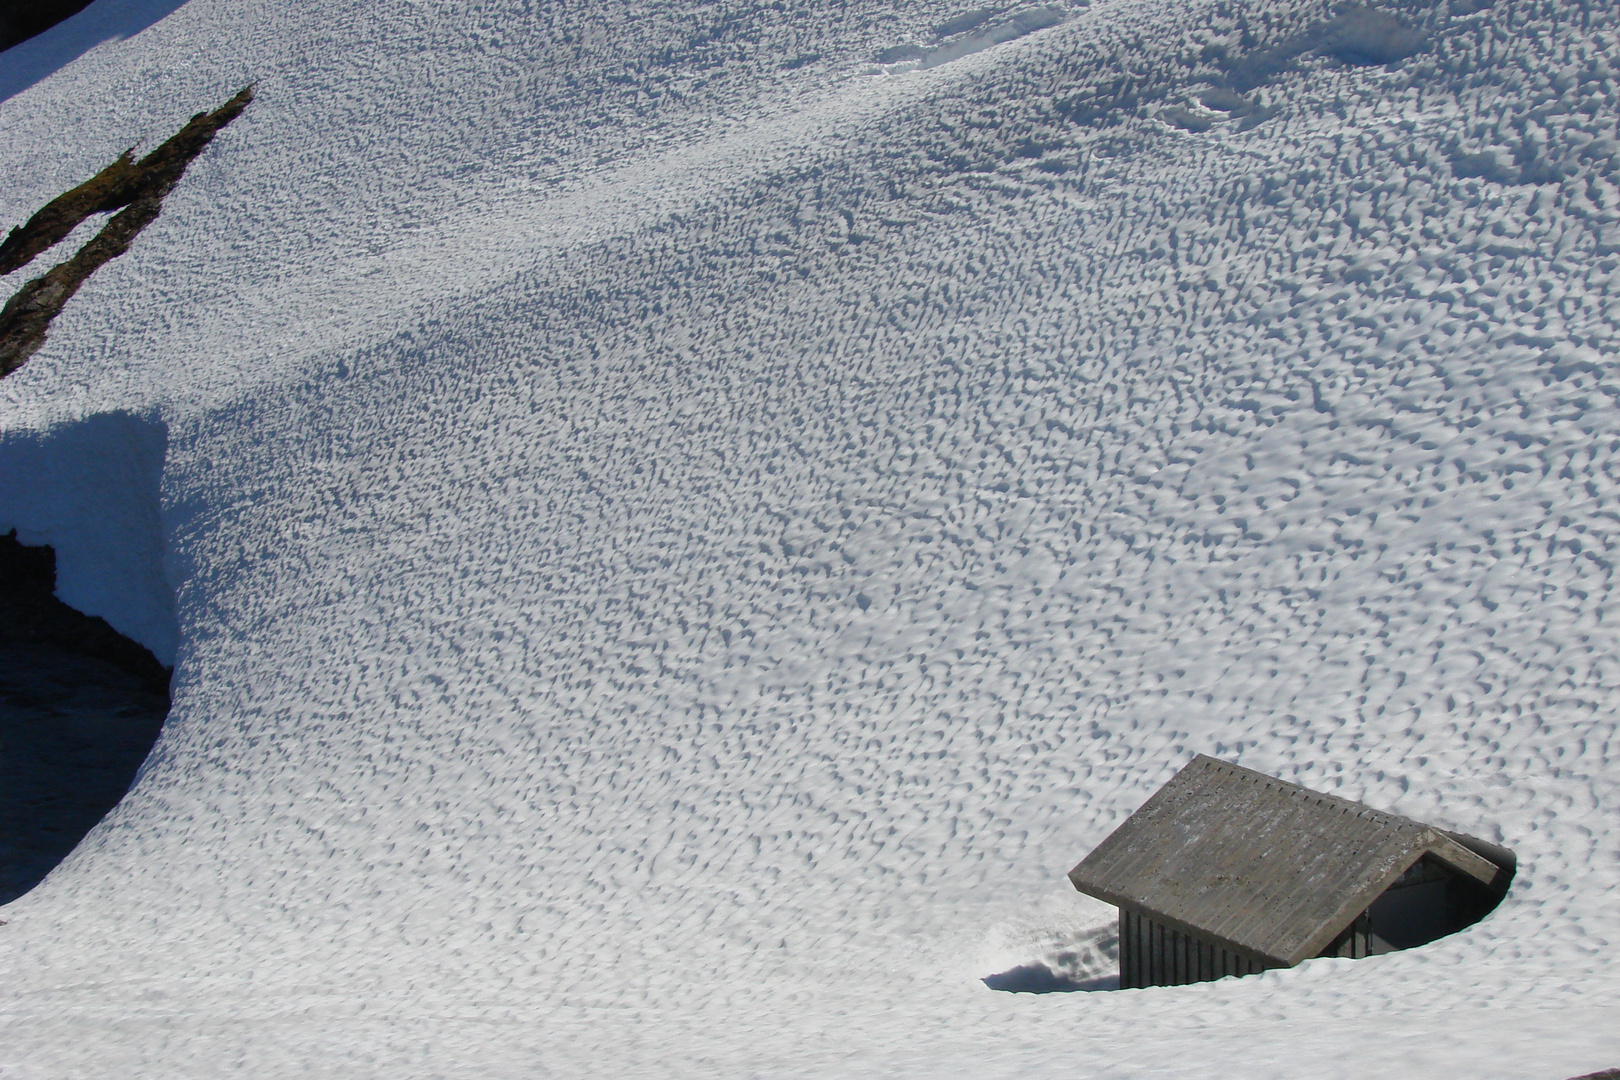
(2, 0), (1619, 1075)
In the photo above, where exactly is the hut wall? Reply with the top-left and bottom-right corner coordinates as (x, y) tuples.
(1317, 911), (1375, 959)
(1367, 855), (1501, 951)
(1118, 910), (1271, 988)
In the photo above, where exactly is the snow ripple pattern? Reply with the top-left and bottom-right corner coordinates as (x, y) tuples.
(2, 0), (1619, 1076)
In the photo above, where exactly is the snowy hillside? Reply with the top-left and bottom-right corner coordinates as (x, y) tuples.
(2, 0), (1618, 1075)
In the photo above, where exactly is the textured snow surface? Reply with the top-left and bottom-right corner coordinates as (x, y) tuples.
(2, 0), (1619, 1075)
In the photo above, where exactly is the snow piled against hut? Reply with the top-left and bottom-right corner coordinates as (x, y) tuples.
(1, 0), (1618, 1075)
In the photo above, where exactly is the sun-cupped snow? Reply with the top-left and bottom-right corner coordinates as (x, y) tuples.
(1, 0), (1618, 1076)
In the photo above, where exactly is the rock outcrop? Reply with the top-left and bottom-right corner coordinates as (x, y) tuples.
(0, 530), (170, 692)
(0, 86), (253, 378)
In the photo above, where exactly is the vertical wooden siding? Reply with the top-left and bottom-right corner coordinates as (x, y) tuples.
(1119, 908), (1377, 988)
(1318, 911), (1374, 960)
(1118, 910), (1274, 988)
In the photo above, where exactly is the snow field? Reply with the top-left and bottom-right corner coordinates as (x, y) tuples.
(2, 0), (1620, 1076)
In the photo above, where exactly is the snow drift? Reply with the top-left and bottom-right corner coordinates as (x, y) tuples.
(1, 0), (1618, 1076)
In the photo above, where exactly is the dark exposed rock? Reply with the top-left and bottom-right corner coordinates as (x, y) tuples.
(1, 85), (254, 279)
(0, 86), (253, 379)
(0, 530), (53, 592)
(0, 531), (169, 692)
(0, 195), (165, 378)
(0, 151), (143, 277)
(0, 0), (94, 53)
(0, 642), (170, 905)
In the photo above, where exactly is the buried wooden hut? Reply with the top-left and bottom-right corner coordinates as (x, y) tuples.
(1068, 755), (1515, 989)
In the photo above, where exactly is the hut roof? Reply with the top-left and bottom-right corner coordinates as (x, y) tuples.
(1068, 755), (1504, 967)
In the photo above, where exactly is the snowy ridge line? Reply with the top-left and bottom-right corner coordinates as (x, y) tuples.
(161, 0), (1273, 417)
(0, 0), (1293, 430)
(0, 0), (1154, 426)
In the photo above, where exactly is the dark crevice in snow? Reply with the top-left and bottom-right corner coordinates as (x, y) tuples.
(0, 531), (169, 905)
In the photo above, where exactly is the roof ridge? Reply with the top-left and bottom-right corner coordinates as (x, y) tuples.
(1192, 755), (1425, 830)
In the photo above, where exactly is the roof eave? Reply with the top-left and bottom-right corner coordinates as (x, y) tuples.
(1427, 831), (1508, 889)
(1270, 851), (1423, 966)
(1271, 829), (1506, 965)
(1068, 869), (1295, 969)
